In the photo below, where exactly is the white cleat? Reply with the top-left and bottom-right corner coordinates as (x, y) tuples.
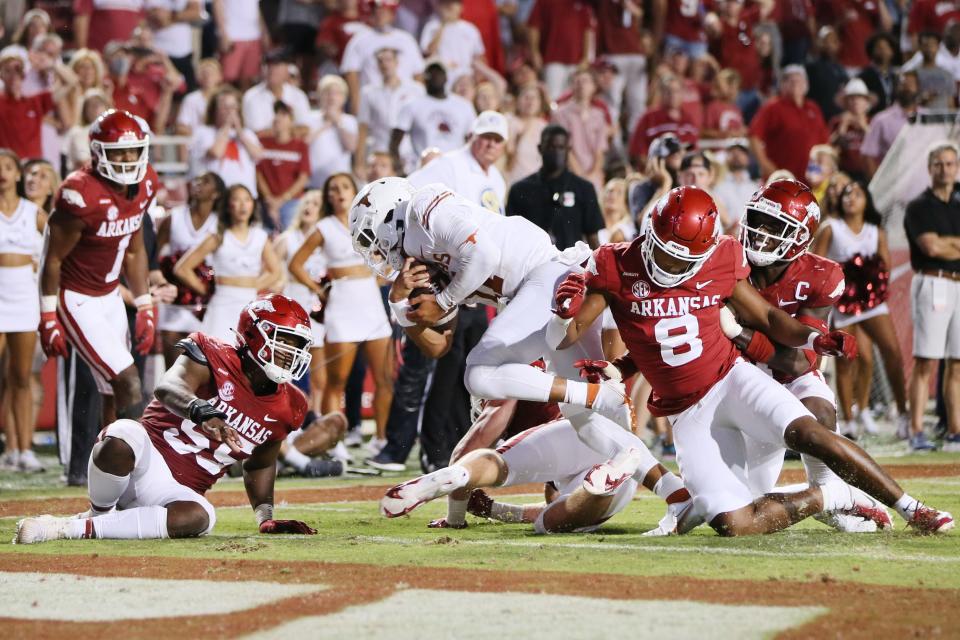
(814, 510), (879, 533)
(907, 505), (955, 535)
(821, 484), (893, 532)
(643, 499), (696, 536)
(14, 515), (71, 544)
(582, 447), (644, 496)
(379, 466), (469, 518)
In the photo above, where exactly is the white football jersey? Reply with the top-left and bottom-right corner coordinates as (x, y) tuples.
(402, 184), (557, 308)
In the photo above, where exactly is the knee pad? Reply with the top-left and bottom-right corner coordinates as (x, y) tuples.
(100, 419), (149, 464)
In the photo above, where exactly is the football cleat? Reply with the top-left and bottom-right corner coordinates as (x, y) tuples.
(582, 447), (645, 496)
(907, 505), (955, 535)
(427, 518), (467, 529)
(813, 510), (878, 533)
(379, 466), (469, 518)
(642, 498), (695, 537)
(14, 515), (71, 544)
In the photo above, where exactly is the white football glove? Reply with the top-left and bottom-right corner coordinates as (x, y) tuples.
(719, 305), (743, 339)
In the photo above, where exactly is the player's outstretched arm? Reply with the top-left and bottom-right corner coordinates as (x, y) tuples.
(548, 271), (608, 350)
(245, 440), (316, 535)
(728, 280), (857, 359)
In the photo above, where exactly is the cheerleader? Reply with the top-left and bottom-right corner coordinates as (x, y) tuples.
(175, 184), (281, 342)
(273, 189), (327, 413)
(21, 158), (59, 213)
(0, 149), (46, 472)
(155, 172), (224, 366)
(811, 179), (908, 438)
(598, 178), (637, 244)
(289, 173), (393, 450)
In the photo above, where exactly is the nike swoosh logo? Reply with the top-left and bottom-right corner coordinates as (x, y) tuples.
(695, 280), (713, 290)
(778, 298), (793, 307)
(263, 415), (278, 423)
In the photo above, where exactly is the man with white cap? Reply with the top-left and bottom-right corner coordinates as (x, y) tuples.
(407, 109), (507, 214)
(829, 77), (872, 180)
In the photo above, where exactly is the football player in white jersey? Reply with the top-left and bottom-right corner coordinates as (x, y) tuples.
(349, 178), (688, 527)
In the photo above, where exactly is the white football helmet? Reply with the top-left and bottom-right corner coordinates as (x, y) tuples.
(349, 177), (416, 277)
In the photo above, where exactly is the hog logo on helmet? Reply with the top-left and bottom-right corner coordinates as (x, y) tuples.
(739, 179), (820, 267)
(640, 186), (721, 287)
(89, 109), (151, 186)
(349, 177), (417, 277)
(235, 294), (313, 384)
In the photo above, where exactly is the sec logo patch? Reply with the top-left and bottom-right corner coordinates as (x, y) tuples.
(632, 280), (650, 298)
(219, 381), (235, 402)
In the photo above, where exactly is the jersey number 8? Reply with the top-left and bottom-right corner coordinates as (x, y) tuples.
(654, 314), (703, 367)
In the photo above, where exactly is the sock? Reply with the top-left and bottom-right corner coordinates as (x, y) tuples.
(653, 472), (689, 503)
(819, 482), (853, 512)
(801, 453), (842, 487)
(68, 506), (170, 539)
(490, 501), (527, 523)
(894, 493), (920, 520)
(446, 496), (468, 526)
(283, 446), (311, 472)
(465, 363), (554, 403)
(87, 458), (131, 512)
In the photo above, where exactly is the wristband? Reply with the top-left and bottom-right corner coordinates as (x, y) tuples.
(389, 298), (417, 328)
(744, 331), (775, 364)
(254, 503), (273, 525)
(41, 295), (57, 313)
(134, 294), (153, 308)
(187, 397), (227, 424)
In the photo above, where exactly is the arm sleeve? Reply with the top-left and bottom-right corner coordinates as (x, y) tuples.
(431, 205), (502, 309)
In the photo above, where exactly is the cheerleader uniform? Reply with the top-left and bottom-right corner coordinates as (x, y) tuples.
(201, 226), (269, 341)
(823, 218), (889, 329)
(159, 205), (218, 333)
(600, 218), (638, 331)
(0, 199), (41, 333)
(317, 216), (391, 343)
(283, 227), (328, 346)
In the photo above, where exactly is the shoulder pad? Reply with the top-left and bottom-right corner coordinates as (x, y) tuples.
(176, 338), (208, 366)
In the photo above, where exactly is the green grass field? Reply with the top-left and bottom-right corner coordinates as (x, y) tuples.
(2, 448), (959, 638)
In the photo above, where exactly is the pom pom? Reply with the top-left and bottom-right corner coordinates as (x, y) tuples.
(836, 253), (889, 315)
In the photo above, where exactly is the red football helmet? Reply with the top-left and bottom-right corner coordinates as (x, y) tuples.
(739, 179), (821, 266)
(641, 186), (721, 287)
(236, 294), (313, 384)
(89, 109), (150, 185)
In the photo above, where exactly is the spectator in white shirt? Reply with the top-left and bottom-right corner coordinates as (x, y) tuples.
(712, 141), (758, 228)
(241, 48), (311, 136)
(190, 85), (263, 195)
(355, 46), (424, 180)
(212, 0), (269, 90)
(176, 57), (222, 137)
(420, 0), (485, 87)
(146, 0), (202, 91)
(390, 60), (476, 174)
(306, 74), (358, 188)
(408, 109), (508, 213)
(340, 0), (424, 115)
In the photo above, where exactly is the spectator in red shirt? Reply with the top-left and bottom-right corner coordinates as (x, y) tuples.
(628, 73), (699, 166)
(749, 64), (830, 179)
(527, 0), (597, 99)
(701, 68), (747, 141)
(104, 38), (182, 134)
(829, 77), (872, 180)
(0, 46), (75, 160)
(594, 0), (648, 133)
(706, 0), (765, 120)
(654, 0), (708, 59)
(461, 0), (505, 75)
(821, 0), (892, 72)
(316, 0), (365, 69)
(257, 101), (311, 230)
(774, 0), (816, 66)
(73, 0), (145, 52)
(908, 0), (960, 49)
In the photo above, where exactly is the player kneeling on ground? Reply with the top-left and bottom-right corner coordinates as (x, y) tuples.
(15, 294), (318, 543)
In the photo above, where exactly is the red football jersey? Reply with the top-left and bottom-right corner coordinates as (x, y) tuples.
(501, 400), (563, 441)
(587, 235), (751, 417)
(751, 252), (844, 382)
(142, 332), (308, 495)
(55, 165), (160, 296)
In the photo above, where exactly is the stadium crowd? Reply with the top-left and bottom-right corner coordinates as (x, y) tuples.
(2, 0), (960, 485)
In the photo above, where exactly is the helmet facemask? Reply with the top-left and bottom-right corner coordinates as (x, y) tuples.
(92, 136), (150, 186)
(641, 227), (717, 288)
(739, 200), (809, 267)
(352, 205), (406, 278)
(246, 313), (313, 384)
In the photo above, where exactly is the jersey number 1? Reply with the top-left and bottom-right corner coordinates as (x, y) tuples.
(106, 234), (132, 283)
(654, 314), (703, 367)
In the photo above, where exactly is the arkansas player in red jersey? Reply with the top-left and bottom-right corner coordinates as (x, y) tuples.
(725, 179), (889, 532)
(15, 294), (318, 544)
(38, 109), (160, 423)
(553, 186), (953, 535)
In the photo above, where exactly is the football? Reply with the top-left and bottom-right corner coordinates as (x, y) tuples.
(409, 262), (458, 330)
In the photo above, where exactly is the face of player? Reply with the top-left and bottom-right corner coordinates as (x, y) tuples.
(652, 245), (692, 277)
(744, 209), (789, 254)
(471, 133), (505, 169)
(24, 164), (53, 203)
(228, 188), (255, 226)
(326, 175), (357, 216)
(0, 155), (21, 195)
(105, 146), (141, 166)
(272, 333), (303, 369)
